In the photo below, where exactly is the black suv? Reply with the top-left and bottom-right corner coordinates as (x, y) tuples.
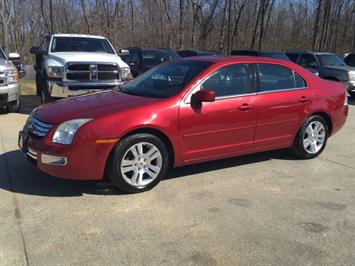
(231, 49), (319, 76)
(230, 50), (290, 60)
(286, 51), (355, 97)
(177, 50), (221, 57)
(344, 53), (355, 67)
(121, 47), (180, 77)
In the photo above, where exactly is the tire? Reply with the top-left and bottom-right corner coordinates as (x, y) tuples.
(107, 133), (169, 193)
(291, 115), (329, 159)
(35, 73), (42, 96)
(8, 98), (20, 113)
(40, 79), (54, 104)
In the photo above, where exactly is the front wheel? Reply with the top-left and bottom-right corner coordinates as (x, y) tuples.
(107, 133), (169, 193)
(291, 115), (329, 159)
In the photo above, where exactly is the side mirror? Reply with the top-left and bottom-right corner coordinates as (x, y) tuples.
(8, 52), (20, 60)
(118, 49), (130, 56)
(29, 46), (45, 55)
(192, 89), (216, 103)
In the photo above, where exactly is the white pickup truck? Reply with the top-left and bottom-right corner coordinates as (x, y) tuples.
(30, 34), (132, 103)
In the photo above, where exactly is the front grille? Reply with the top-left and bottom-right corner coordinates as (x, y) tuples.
(27, 116), (53, 139)
(65, 63), (120, 82)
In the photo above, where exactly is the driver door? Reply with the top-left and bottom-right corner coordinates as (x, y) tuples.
(179, 63), (257, 163)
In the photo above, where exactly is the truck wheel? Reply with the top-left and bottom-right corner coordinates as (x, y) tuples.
(291, 115), (329, 159)
(40, 79), (54, 104)
(107, 133), (169, 193)
(8, 98), (20, 113)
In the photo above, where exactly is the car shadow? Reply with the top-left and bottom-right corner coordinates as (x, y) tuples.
(0, 148), (297, 197)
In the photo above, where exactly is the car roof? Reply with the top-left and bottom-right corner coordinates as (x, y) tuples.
(52, 33), (106, 39)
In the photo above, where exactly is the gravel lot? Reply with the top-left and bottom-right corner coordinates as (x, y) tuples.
(1, 96), (355, 266)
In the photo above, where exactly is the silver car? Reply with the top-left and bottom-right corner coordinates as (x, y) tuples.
(0, 48), (20, 112)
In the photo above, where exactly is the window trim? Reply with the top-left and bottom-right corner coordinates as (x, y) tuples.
(255, 63), (307, 94)
(184, 63), (257, 103)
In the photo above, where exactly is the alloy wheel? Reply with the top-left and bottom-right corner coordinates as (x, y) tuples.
(120, 142), (162, 188)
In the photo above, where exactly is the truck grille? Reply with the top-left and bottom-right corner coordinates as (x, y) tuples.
(65, 63), (120, 81)
(27, 116), (53, 139)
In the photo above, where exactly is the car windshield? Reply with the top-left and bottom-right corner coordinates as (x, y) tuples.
(317, 54), (345, 66)
(142, 50), (180, 66)
(263, 53), (290, 61)
(51, 37), (115, 54)
(120, 61), (212, 98)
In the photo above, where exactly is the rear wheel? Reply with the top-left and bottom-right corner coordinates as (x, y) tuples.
(107, 133), (169, 193)
(291, 115), (329, 159)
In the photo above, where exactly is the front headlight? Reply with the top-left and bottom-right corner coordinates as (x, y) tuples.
(47, 66), (64, 78)
(348, 71), (355, 81)
(5, 69), (19, 84)
(121, 67), (132, 81)
(52, 119), (92, 145)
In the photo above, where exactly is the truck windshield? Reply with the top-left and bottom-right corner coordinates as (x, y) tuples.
(120, 61), (212, 98)
(317, 54), (345, 66)
(51, 37), (115, 54)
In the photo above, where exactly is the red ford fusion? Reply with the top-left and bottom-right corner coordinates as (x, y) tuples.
(19, 56), (348, 193)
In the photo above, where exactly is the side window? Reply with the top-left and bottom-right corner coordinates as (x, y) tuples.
(295, 73), (306, 88)
(131, 51), (140, 65)
(299, 54), (317, 67)
(286, 53), (298, 63)
(257, 64), (306, 92)
(201, 64), (254, 98)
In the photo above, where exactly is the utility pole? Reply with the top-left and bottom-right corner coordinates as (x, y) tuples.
(50, 0), (53, 34)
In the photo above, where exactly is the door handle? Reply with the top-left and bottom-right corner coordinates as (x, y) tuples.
(239, 103), (253, 111)
(299, 96), (310, 103)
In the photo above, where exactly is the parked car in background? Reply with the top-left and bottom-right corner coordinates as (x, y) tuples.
(0, 48), (20, 112)
(344, 53), (355, 67)
(19, 56), (348, 193)
(177, 50), (221, 57)
(120, 47), (179, 77)
(231, 49), (319, 76)
(30, 34), (132, 103)
(5, 51), (26, 78)
(231, 50), (290, 60)
(286, 50), (355, 97)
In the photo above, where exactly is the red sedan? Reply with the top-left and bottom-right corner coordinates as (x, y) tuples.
(19, 57), (348, 193)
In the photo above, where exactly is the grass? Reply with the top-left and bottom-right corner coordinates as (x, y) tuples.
(20, 80), (37, 96)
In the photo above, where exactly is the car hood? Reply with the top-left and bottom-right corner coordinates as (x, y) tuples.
(46, 52), (129, 68)
(34, 90), (160, 125)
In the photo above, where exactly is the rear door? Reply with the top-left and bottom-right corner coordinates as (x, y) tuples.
(255, 63), (311, 149)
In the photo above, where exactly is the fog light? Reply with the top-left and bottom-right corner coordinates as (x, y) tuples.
(41, 154), (68, 166)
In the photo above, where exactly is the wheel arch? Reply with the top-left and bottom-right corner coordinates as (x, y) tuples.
(308, 111), (333, 135)
(104, 127), (176, 176)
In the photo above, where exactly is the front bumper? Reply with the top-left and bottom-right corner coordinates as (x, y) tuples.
(0, 82), (20, 106)
(48, 80), (126, 98)
(18, 129), (115, 180)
